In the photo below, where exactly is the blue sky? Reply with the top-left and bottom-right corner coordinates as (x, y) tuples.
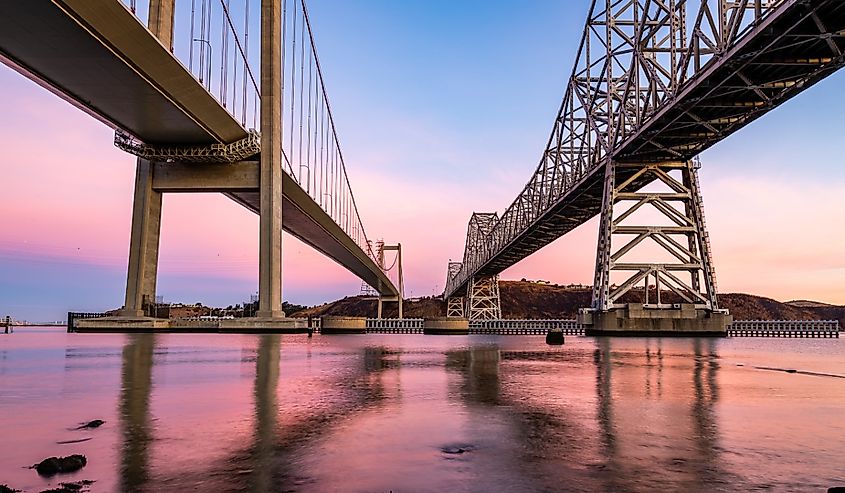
(1, 0), (844, 322)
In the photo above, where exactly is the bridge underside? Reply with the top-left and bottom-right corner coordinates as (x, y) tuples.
(449, 0), (845, 299)
(0, 0), (397, 299)
(226, 176), (397, 297)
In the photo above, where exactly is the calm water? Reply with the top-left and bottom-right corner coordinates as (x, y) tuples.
(1, 328), (843, 492)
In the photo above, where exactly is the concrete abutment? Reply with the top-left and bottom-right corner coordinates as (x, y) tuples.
(320, 316), (367, 334)
(423, 317), (469, 335)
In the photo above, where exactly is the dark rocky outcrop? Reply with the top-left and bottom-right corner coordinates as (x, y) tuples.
(546, 329), (565, 345)
(34, 455), (87, 476)
(39, 480), (95, 493)
(74, 420), (104, 430)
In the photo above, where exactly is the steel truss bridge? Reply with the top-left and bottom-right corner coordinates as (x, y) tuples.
(0, 0), (401, 320)
(445, 0), (845, 330)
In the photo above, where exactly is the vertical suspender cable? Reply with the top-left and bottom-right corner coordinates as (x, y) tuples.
(290, 0), (297, 180)
(221, 0), (230, 105)
(242, 0), (249, 126)
(312, 54), (318, 198)
(306, 45), (313, 194)
(320, 93), (325, 207)
(232, 10), (239, 117)
(207, 0), (213, 88)
(198, 0), (206, 83)
(298, 4), (305, 183)
(300, 0), (372, 252)
(281, 0), (288, 172)
(190, 0), (196, 71)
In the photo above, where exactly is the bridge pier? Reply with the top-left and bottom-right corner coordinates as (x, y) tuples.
(119, 159), (163, 317)
(256, 0), (285, 319)
(580, 304), (731, 336)
(444, 262), (466, 317)
(446, 297), (465, 317)
(375, 243), (404, 319)
(116, 0), (174, 318)
(467, 275), (502, 320)
(579, 160), (730, 336)
(423, 317), (469, 335)
(112, 0), (288, 326)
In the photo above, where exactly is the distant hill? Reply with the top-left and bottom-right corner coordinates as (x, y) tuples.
(289, 280), (845, 327)
(785, 300), (836, 308)
(291, 296), (444, 319)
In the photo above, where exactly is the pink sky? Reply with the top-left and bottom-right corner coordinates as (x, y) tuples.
(1, 62), (844, 319)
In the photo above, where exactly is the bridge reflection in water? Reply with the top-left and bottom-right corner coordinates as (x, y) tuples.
(119, 335), (155, 493)
(108, 335), (843, 492)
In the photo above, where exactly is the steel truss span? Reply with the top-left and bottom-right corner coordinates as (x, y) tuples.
(445, 0), (845, 301)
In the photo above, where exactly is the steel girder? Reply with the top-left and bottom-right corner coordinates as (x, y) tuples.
(445, 0), (845, 299)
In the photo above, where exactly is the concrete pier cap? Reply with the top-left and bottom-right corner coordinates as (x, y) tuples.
(320, 316), (367, 334)
(579, 303), (731, 336)
(423, 317), (469, 335)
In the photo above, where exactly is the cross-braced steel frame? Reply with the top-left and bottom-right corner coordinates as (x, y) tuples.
(592, 159), (718, 311)
(443, 213), (505, 319)
(447, 297), (465, 318)
(445, 0), (845, 309)
(466, 275), (502, 320)
(445, 262), (465, 317)
(456, 213), (503, 319)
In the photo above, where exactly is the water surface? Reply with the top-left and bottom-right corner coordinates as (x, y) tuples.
(1, 328), (843, 492)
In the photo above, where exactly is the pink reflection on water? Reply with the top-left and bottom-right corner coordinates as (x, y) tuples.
(0, 329), (843, 492)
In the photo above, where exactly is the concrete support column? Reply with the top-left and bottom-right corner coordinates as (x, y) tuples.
(121, 159), (162, 317)
(117, 2), (172, 318)
(147, 0), (175, 51)
(257, 0), (284, 318)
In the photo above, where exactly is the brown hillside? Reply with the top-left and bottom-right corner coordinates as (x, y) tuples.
(718, 293), (817, 321)
(290, 296), (444, 319)
(290, 280), (844, 326)
(499, 281), (591, 318)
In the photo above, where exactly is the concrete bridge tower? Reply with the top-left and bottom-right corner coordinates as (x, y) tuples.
(119, 0), (287, 323)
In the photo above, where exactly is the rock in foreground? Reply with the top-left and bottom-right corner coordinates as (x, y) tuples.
(38, 480), (95, 493)
(34, 455), (87, 476)
(75, 420), (104, 430)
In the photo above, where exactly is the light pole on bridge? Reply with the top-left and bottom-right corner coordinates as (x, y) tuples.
(192, 38), (213, 86)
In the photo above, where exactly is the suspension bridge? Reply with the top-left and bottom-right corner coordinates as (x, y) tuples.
(0, 0), (403, 329)
(444, 0), (845, 335)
